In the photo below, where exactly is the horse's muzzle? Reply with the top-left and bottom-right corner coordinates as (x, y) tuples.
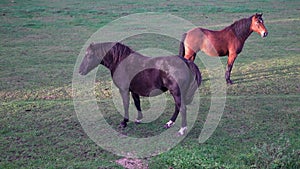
(79, 69), (87, 75)
(262, 32), (268, 37)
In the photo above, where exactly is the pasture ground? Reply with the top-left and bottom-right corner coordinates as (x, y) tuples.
(1, 0), (299, 168)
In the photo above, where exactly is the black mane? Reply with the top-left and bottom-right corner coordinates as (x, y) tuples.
(101, 42), (133, 75)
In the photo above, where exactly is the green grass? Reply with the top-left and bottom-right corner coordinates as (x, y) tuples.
(1, 0), (299, 168)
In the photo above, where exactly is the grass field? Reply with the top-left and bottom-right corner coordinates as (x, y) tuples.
(1, 0), (299, 168)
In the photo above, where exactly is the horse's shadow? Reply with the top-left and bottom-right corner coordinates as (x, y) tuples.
(233, 64), (298, 84)
(198, 63), (297, 85)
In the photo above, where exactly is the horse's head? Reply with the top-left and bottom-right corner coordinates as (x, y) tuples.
(79, 43), (101, 75)
(251, 13), (268, 38)
(79, 42), (134, 75)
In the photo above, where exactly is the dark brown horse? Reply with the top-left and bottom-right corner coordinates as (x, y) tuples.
(79, 42), (201, 135)
(179, 13), (268, 84)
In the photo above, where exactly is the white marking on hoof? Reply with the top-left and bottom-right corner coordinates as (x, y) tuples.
(135, 119), (142, 124)
(178, 127), (187, 136)
(165, 120), (174, 128)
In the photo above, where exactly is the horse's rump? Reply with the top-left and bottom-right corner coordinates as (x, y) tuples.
(182, 59), (201, 104)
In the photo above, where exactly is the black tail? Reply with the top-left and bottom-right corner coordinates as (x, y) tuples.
(184, 61), (201, 104)
(187, 61), (201, 87)
(179, 33), (187, 58)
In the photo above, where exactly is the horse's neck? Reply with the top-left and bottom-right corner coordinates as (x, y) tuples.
(238, 28), (253, 43)
(230, 18), (253, 42)
(102, 52), (141, 75)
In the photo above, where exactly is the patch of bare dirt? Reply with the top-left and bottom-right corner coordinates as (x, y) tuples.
(116, 158), (148, 169)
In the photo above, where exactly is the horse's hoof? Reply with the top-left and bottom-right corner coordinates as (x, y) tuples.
(226, 80), (233, 85)
(164, 120), (174, 128)
(135, 119), (142, 124)
(177, 132), (184, 137)
(119, 122), (127, 128)
(177, 127), (187, 136)
(164, 124), (170, 128)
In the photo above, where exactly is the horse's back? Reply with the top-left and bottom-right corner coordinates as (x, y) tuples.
(185, 27), (230, 56)
(142, 55), (196, 85)
(124, 54), (186, 96)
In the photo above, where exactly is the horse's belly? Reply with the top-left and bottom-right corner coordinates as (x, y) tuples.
(130, 84), (165, 97)
(201, 48), (219, 56)
(129, 69), (167, 97)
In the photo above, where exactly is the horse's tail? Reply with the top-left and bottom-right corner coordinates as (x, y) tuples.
(185, 61), (201, 104)
(179, 33), (187, 58)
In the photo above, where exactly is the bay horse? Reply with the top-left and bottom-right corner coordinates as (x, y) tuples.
(179, 13), (268, 84)
(79, 42), (201, 135)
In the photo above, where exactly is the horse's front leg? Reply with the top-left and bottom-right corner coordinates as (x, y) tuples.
(131, 92), (143, 124)
(225, 52), (237, 84)
(119, 89), (130, 128)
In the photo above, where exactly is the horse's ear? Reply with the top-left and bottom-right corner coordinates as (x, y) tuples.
(89, 42), (95, 49)
(255, 13), (263, 18)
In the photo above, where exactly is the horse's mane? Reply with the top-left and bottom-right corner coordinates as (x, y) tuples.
(102, 42), (133, 74)
(111, 42), (133, 61)
(225, 16), (252, 40)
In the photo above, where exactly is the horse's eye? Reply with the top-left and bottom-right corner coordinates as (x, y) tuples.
(256, 20), (262, 24)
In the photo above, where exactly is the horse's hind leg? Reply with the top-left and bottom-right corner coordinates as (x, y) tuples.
(131, 92), (143, 124)
(164, 89), (181, 129)
(184, 46), (197, 61)
(165, 88), (188, 136)
(178, 103), (187, 136)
